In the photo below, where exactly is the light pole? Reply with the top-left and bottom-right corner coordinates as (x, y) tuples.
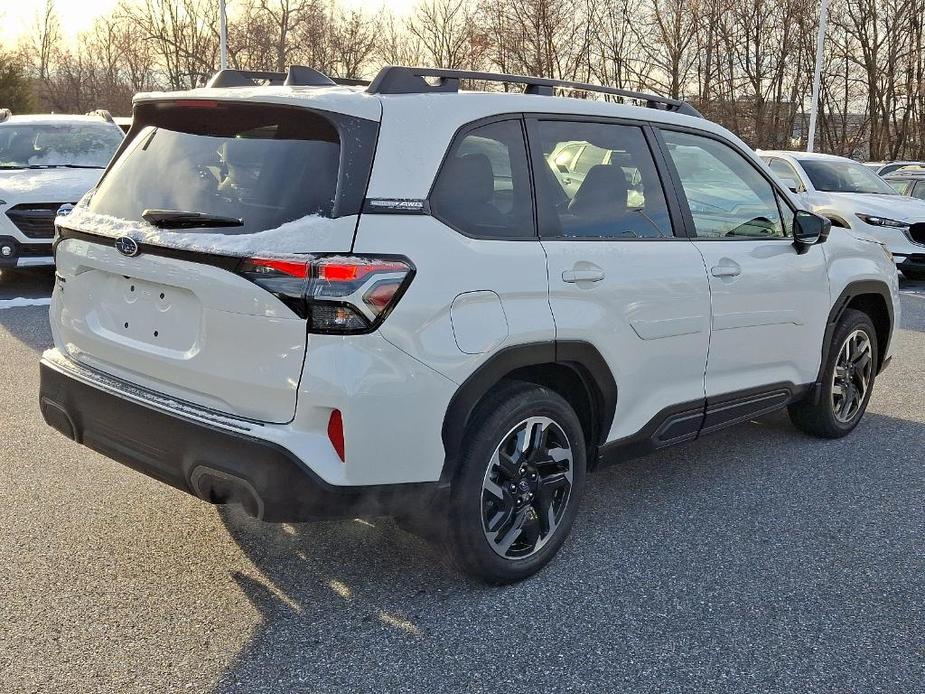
(219, 0), (228, 71)
(807, 0), (830, 152)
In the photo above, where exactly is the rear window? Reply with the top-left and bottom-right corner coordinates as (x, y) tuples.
(89, 101), (377, 235)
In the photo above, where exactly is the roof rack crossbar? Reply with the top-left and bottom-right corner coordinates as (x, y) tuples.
(366, 66), (701, 117)
(206, 65), (367, 89)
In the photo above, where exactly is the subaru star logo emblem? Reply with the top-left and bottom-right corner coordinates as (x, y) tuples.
(115, 236), (139, 257)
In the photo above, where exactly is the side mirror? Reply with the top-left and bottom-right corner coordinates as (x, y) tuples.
(793, 210), (831, 253)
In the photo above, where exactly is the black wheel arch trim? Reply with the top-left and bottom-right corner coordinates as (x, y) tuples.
(440, 340), (617, 483)
(818, 280), (894, 387)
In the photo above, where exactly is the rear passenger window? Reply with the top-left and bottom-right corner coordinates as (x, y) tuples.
(430, 119), (534, 239)
(531, 120), (674, 239)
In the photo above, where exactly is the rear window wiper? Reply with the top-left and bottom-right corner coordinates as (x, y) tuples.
(142, 209), (244, 229)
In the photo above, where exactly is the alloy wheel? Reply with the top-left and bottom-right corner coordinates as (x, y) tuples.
(831, 328), (873, 423)
(480, 416), (574, 560)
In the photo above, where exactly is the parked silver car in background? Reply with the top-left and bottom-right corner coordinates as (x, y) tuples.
(760, 150), (925, 280)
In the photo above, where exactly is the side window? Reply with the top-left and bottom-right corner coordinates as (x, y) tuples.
(662, 130), (789, 239)
(768, 158), (803, 192)
(887, 179), (911, 195)
(912, 181), (925, 200)
(532, 120), (674, 239)
(430, 119), (534, 239)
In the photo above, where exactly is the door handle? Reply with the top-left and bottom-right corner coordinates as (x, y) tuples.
(710, 264), (741, 278)
(562, 269), (605, 283)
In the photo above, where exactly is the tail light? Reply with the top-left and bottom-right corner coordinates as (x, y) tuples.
(237, 255), (414, 333)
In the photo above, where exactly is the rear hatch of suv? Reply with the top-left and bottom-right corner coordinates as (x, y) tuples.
(52, 95), (380, 423)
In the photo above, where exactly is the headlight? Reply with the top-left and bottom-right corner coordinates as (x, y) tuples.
(856, 213), (909, 229)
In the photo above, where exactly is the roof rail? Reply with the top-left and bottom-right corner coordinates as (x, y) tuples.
(366, 66), (702, 117)
(86, 108), (115, 124)
(206, 65), (370, 89)
(0, 108), (11, 124)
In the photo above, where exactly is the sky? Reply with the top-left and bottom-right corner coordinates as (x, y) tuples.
(0, 0), (417, 44)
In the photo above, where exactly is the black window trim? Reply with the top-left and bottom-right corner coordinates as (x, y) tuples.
(426, 113), (539, 242)
(523, 112), (691, 242)
(652, 125), (799, 243)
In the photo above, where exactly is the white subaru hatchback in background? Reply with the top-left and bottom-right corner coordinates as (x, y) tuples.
(760, 150), (925, 280)
(40, 66), (899, 583)
(0, 110), (123, 269)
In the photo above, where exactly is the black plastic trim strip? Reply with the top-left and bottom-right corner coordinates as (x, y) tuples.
(439, 341), (617, 482)
(818, 280), (894, 382)
(40, 361), (448, 523)
(55, 226), (244, 271)
(598, 382), (810, 467)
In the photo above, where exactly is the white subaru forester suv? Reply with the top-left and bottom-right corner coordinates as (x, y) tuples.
(40, 66), (899, 583)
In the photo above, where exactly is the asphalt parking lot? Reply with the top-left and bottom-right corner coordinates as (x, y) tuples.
(0, 266), (922, 694)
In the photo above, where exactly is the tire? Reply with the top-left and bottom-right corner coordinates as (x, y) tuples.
(788, 308), (878, 439)
(900, 267), (925, 281)
(444, 380), (586, 584)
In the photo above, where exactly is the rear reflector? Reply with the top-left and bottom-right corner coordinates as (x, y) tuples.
(237, 254), (414, 333)
(328, 410), (345, 462)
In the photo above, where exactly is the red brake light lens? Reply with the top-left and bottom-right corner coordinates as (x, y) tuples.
(246, 258), (310, 278)
(237, 255), (414, 333)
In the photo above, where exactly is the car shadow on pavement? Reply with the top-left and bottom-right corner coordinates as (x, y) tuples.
(212, 409), (924, 693)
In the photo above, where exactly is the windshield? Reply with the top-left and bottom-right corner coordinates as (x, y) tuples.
(799, 159), (899, 195)
(88, 102), (376, 236)
(0, 123), (122, 169)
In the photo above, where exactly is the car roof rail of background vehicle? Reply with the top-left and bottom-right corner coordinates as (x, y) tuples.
(206, 65), (370, 89)
(364, 65), (703, 117)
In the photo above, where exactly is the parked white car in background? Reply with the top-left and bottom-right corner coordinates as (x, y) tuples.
(40, 67), (899, 583)
(761, 150), (925, 280)
(0, 109), (123, 269)
(862, 160), (925, 176)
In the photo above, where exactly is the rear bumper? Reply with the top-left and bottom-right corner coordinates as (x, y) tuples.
(39, 360), (446, 522)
